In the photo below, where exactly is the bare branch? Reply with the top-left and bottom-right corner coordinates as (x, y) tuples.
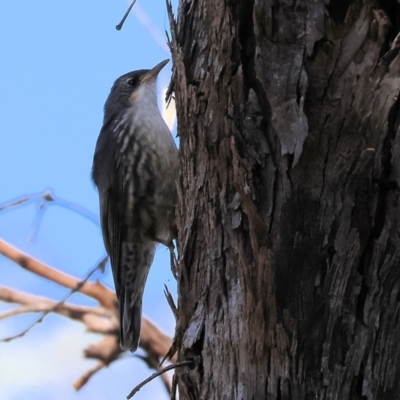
(0, 287), (114, 332)
(0, 254), (110, 342)
(0, 238), (116, 309)
(83, 335), (121, 363)
(28, 201), (48, 242)
(135, 354), (172, 395)
(0, 238), (175, 392)
(73, 361), (106, 390)
(116, 0), (137, 30)
(0, 190), (99, 226)
(127, 360), (193, 399)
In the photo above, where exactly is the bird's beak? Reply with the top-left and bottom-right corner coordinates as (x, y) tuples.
(140, 59), (169, 84)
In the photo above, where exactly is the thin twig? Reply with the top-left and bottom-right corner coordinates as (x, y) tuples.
(0, 286), (113, 323)
(28, 201), (47, 242)
(1, 256), (108, 342)
(0, 190), (99, 226)
(0, 239), (175, 393)
(0, 239), (116, 309)
(126, 360), (193, 399)
(135, 354), (172, 394)
(0, 305), (32, 320)
(116, 0), (137, 30)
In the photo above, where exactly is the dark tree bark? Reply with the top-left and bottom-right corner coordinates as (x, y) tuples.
(169, 1), (400, 399)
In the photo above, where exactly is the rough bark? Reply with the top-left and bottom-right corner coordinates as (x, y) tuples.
(169, 1), (400, 399)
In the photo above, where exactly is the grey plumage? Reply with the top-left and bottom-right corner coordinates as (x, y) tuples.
(92, 60), (178, 352)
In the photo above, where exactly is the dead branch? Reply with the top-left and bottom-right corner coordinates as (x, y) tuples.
(0, 190), (99, 226)
(116, 0), (136, 30)
(1, 255), (111, 341)
(0, 287), (115, 333)
(135, 354), (172, 396)
(0, 237), (175, 392)
(127, 360), (193, 399)
(73, 361), (107, 390)
(0, 238), (116, 309)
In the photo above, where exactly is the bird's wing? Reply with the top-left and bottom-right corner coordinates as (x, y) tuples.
(92, 116), (156, 295)
(93, 117), (158, 351)
(93, 117), (121, 287)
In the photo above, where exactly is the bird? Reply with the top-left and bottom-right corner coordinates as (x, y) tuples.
(92, 59), (179, 352)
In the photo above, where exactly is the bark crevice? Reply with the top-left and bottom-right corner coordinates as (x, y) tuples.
(170, 1), (400, 399)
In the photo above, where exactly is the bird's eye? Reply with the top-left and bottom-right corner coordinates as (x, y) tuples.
(127, 78), (137, 86)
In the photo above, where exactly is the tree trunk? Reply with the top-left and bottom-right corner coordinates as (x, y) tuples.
(169, 1), (400, 399)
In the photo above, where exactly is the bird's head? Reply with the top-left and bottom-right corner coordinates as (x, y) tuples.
(104, 59), (169, 119)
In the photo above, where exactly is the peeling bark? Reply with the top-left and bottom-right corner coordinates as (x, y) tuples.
(169, 1), (400, 399)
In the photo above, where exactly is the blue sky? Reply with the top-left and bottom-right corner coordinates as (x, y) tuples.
(0, 1), (177, 399)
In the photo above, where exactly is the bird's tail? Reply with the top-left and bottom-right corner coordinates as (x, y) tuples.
(118, 241), (155, 352)
(120, 294), (142, 352)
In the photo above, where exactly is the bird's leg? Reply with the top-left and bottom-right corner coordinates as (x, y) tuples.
(153, 237), (178, 279)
